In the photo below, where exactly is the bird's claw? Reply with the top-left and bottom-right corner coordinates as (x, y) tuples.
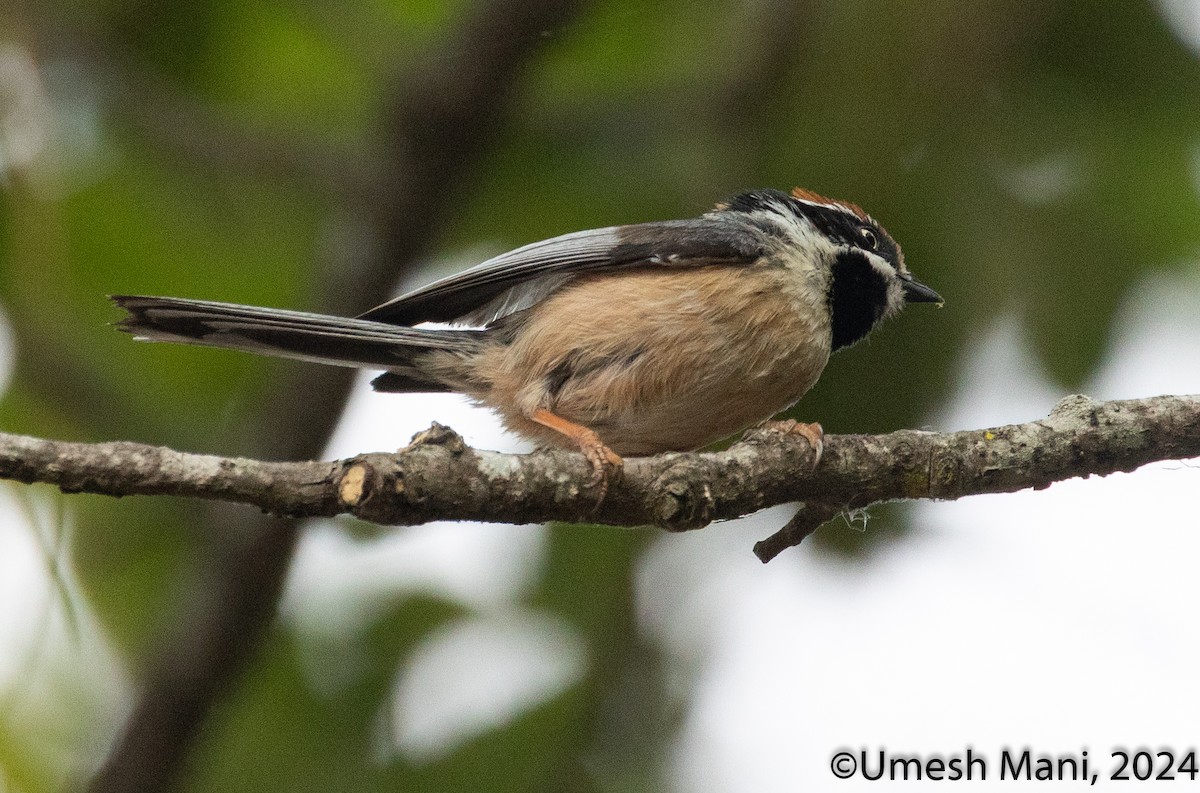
(529, 407), (624, 507)
(581, 436), (624, 506)
(760, 419), (824, 469)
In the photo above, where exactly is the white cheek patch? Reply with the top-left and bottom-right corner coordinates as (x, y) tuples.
(867, 253), (898, 280)
(865, 254), (907, 316)
(886, 280), (907, 316)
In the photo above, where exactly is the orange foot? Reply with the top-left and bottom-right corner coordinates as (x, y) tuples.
(531, 408), (624, 503)
(761, 419), (824, 469)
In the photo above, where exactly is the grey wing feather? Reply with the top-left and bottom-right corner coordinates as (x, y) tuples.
(359, 227), (623, 326)
(357, 217), (765, 327)
(455, 273), (575, 327)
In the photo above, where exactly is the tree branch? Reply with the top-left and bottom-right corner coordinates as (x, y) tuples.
(4, 394), (1197, 561)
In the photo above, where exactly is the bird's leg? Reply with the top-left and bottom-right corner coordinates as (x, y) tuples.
(530, 408), (624, 501)
(760, 419), (824, 469)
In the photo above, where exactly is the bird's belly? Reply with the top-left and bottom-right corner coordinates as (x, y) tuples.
(479, 266), (833, 455)
(584, 340), (828, 455)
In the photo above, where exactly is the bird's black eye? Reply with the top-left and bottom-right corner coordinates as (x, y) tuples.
(859, 227), (879, 251)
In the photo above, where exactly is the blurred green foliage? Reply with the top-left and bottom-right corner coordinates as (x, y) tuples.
(2, 0), (1199, 790)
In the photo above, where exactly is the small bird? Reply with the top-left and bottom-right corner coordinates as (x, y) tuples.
(113, 187), (941, 493)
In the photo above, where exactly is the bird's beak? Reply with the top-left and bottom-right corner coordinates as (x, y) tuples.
(901, 274), (943, 306)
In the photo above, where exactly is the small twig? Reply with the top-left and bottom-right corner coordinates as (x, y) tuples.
(753, 502), (843, 563)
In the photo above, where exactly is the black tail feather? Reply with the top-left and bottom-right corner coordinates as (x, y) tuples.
(110, 295), (482, 377)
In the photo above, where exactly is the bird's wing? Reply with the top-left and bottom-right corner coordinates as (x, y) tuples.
(357, 217), (766, 326)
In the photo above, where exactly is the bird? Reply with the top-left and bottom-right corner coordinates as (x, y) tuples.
(112, 186), (942, 496)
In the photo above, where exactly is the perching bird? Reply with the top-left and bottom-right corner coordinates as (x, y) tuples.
(113, 187), (941, 493)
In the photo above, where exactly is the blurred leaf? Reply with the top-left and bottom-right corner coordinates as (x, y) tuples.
(210, 0), (371, 133)
(99, 0), (224, 83)
(184, 594), (465, 793)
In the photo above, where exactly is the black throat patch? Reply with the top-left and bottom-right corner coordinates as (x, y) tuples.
(828, 250), (891, 351)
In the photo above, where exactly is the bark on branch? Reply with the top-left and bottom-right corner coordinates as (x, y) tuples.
(4, 394), (1197, 561)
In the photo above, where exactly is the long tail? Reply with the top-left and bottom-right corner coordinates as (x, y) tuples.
(111, 295), (483, 391)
